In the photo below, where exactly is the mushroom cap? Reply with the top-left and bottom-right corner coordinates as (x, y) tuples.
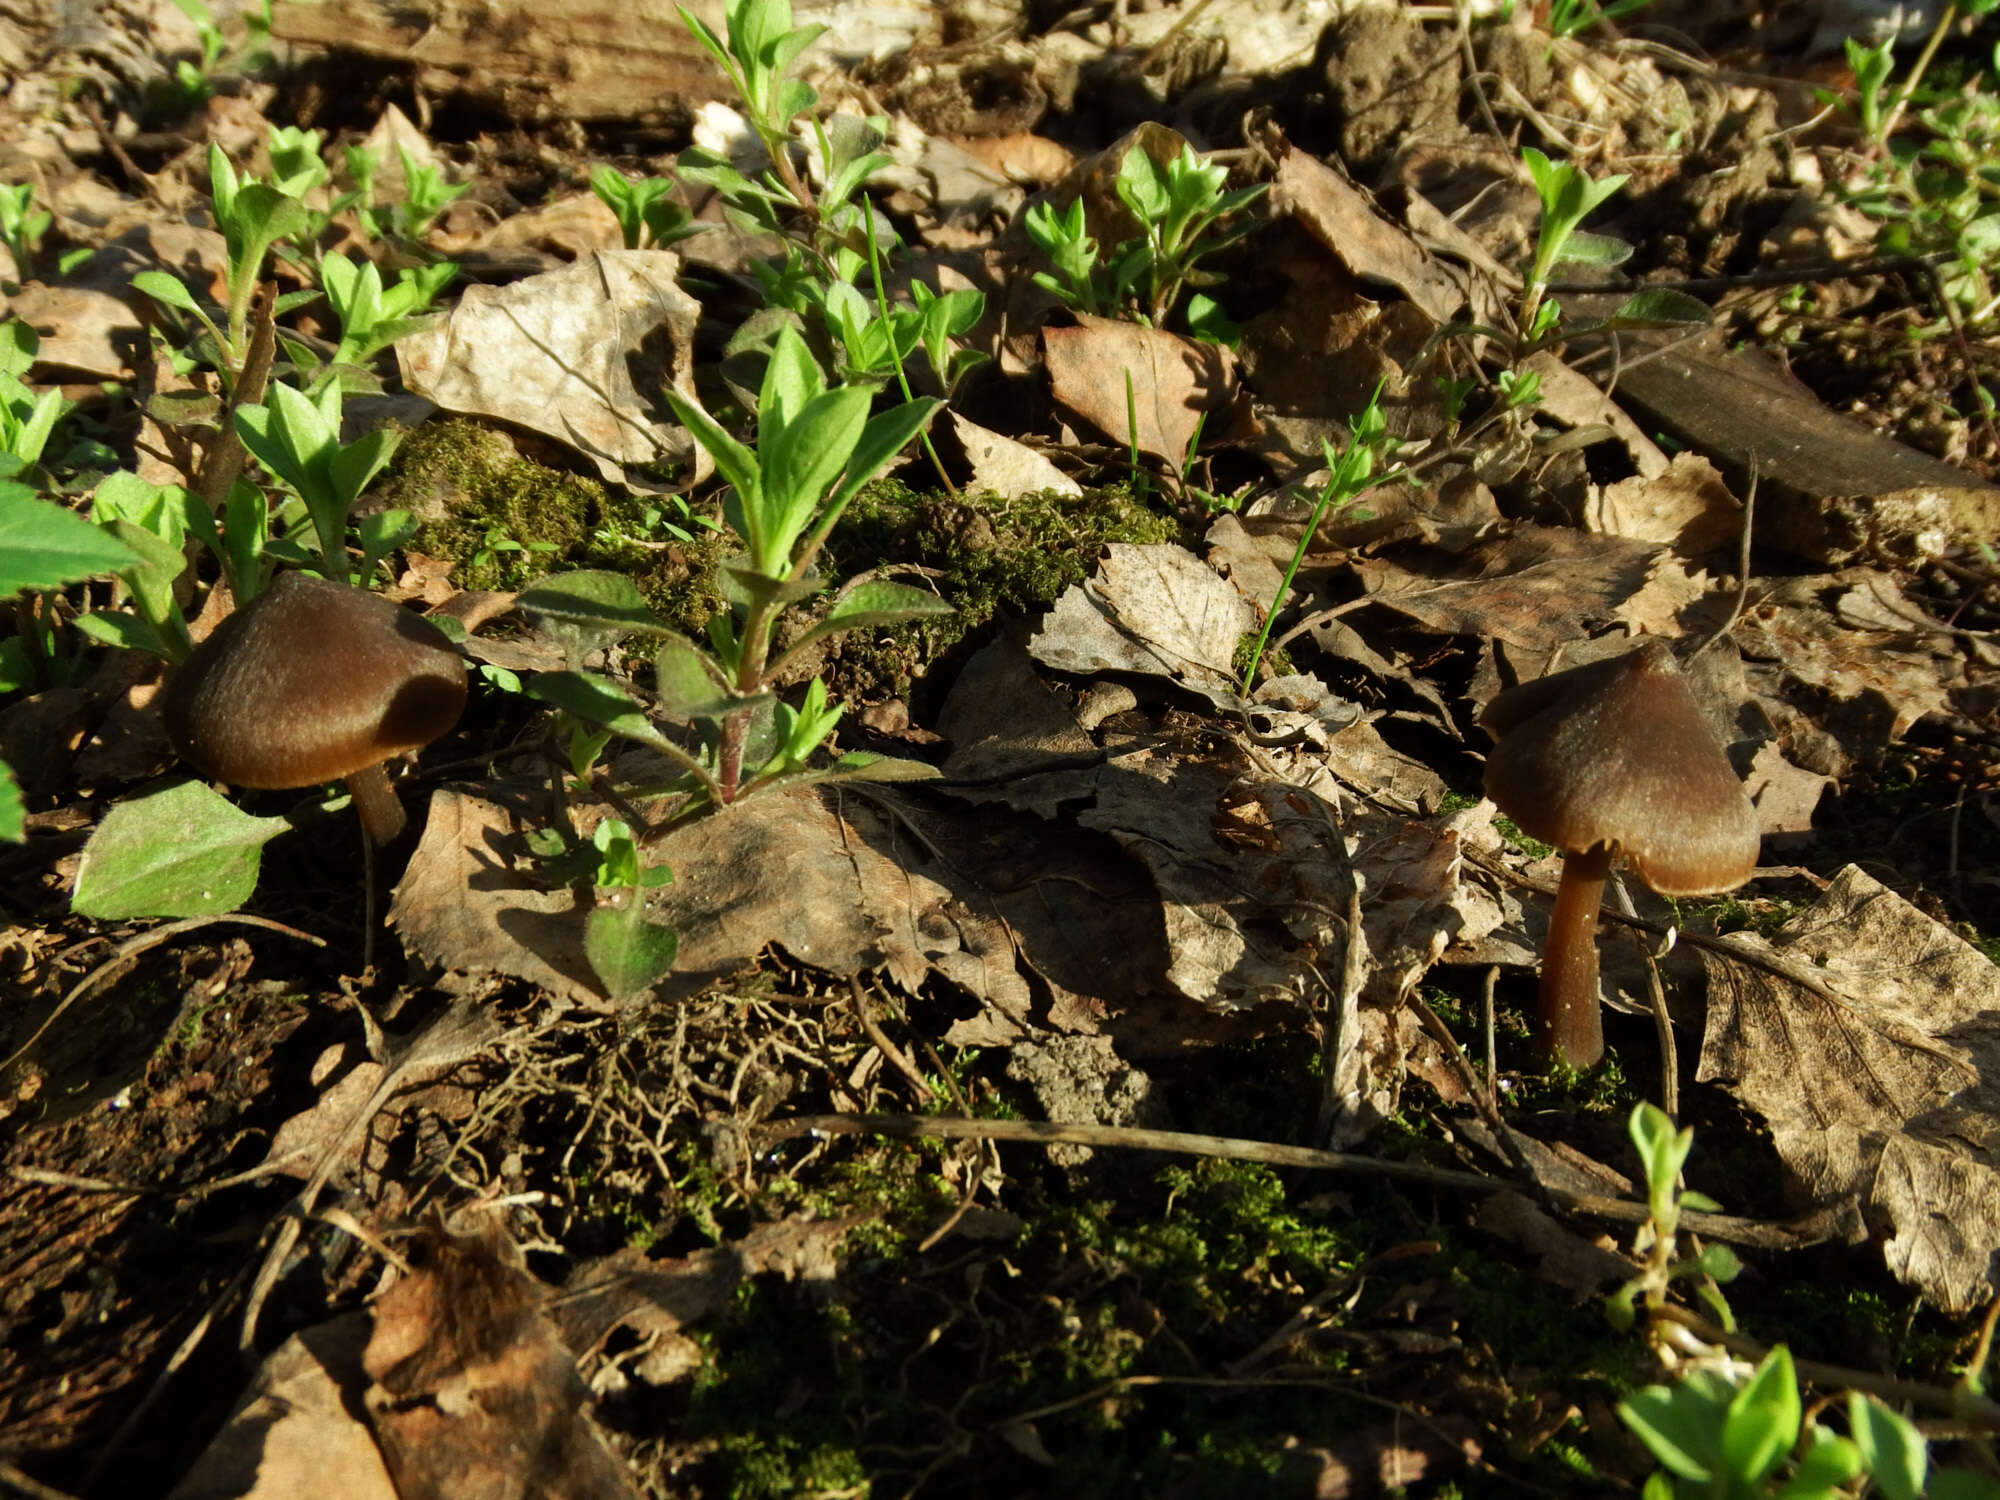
(1481, 640), (1761, 896)
(161, 572), (468, 790)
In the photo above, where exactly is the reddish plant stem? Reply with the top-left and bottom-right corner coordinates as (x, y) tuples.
(1540, 845), (1612, 1068)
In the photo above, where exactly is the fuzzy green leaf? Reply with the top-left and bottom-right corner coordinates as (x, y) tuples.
(1848, 1395), (1927, 1500)
(517, 570), (677, 640)
(584, 899), (679, 999)
(0, 488), (141, 595)
(71, 779), (289, 919)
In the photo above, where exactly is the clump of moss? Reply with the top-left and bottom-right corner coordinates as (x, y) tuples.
(819, 479), (1179, 700)
(382, 418), (724, 634)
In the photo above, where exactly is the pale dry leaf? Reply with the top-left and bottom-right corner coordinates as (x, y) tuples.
(390, 787), (605, 1010)
(1697, 865), (2000, 1311)
(1735, 583), (1956, 741)
(395, 780), (1161, 1034)
(1028, 542), (1252, 710)
(1042, 314), (1236, 468)
(952, 410), (1081, 500)
(396, 249), (702, 485)
(1523, 351), (1669, 480)
(1742, 739), (1829, 840)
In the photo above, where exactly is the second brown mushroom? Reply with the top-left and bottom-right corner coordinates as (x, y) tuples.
(1480, 640), (1761, 1068)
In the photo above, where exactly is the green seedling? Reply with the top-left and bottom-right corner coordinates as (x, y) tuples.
(1519, 146), (1631, 346)
(317, 253), (457, 373)
(678, 0), (829, 215)
(514, 329), (946, 830)
(0, 323), (68, 473)
(340, 145), (469, 247)
(160, 0), (270, 116)
(0, 182), (50, 284)
(268, 126), (330, 201)
(1024, 143), (1266, 329)
(1024, 197), (1103, 315)
(233, 378), (400, 584)
(1238, 384), (1400, 692)
(132, 146), (310, 378)
(581, 818), (679, 998)
(589, 164), (701, 250)
(1613, 1109), (2000, 1500)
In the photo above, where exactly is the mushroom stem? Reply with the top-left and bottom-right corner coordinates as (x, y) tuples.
(345, 763), (407, 846)
(1540, 844), (1613, 1068)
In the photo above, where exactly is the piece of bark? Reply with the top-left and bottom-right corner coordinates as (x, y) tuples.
(269, 0), (729, 123)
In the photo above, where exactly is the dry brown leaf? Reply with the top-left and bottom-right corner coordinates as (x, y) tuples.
(396, 249), (702, 485)
(1736, 578), (1956, 741)
(1742, 740), (1829, 840)
(362, 1224), (638, 1500)
(1472, 1190), (1635, 1296)
(1608, 335), (2000, 566)
(1042, 314), (1236, 468)
(1268, 139), (1464, 325)
(392, 779), (1162, 1035)
(1524, 351), (1669, 480)
(1697, 865), (2000, 1312)
(1356, 527), (1658, 649)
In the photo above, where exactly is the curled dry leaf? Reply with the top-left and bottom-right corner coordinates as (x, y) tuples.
(1698, 865), (2000, 1312)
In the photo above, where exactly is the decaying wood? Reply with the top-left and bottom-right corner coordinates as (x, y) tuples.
(269, 0), (730, 123)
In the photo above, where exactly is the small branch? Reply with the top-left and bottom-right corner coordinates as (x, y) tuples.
(761, 1113), (1822, 1249)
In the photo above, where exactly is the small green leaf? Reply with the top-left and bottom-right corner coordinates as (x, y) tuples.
(0, 488), (141, 595)
(584, 899), (679, 999)
(0, 754), (22, 843)
(518, 570), (677, 639)
(1848, 1394), (1927, 1500)
(1619, 1375), (1728, 1482)
(525, 671), (680, 753)
(72, 780), (289, 919)
(1608, 288), (1715, 328)
(1550, 229), (1633, 269)
(1776, 1431), (1863, 1499)
(131, 270), (204, 313)
(1721, 1346), (1800, 1484)
(654, 634), (737, 716)
(826, 752), (941, 782)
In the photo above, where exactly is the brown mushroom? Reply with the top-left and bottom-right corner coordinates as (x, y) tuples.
(160, 572), (468, 844)
(1480, 640), (1761, 1068)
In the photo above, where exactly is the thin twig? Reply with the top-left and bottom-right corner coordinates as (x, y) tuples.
(762, 1113), (1820, 1249)
(1609, 873), (1677, 1118)
(2, 915), (326, 1074)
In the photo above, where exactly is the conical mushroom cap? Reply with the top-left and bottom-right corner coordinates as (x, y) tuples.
(1481, 641), (1760, 896)
(161, 572), (467, 790)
